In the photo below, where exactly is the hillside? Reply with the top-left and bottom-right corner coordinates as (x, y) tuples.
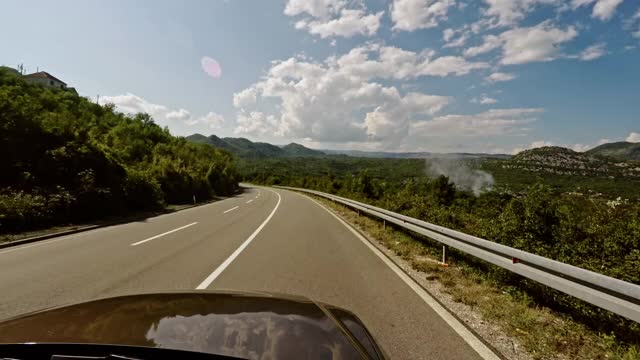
(586, 141), (640, 161)
(0, 67), (238, 233)
(186, 134), (326, 158)
(505, 146), (640, 178)
(481, 146), (640, 199)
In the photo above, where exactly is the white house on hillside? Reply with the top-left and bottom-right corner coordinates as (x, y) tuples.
(23, 71), (67, 89)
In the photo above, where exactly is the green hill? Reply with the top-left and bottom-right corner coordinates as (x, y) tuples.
(586, 141), (640, 161)
(281, 142), (325, 157)
(0, 67), (238, 233)
(186, 134), (325, 158)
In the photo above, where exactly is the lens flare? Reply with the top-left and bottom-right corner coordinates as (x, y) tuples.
(201, 56), (222, 78)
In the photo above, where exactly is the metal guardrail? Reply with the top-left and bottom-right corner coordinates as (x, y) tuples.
(276, 186), (640, 323)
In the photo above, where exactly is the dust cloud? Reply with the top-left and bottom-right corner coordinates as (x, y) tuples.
(426, 159), (495, 196)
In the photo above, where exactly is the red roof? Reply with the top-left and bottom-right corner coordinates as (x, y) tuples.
(23, 71), (67, 86)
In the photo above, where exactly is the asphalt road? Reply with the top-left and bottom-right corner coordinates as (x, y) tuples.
(0, 186), (496, 360)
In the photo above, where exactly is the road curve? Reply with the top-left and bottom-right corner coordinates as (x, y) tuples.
(0, 186), (493, 359)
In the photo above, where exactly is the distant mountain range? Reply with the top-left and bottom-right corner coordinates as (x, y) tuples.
(186, 133), (639, 162)
(186, 134), (512, 159)
(186, 134), (326, 158)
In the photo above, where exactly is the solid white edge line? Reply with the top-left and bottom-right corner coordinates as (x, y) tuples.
(130, 222), (198, 246)
(196, 189), (281, 290)
(223, 206), (239, 214)
(303, 194), (501, 360)
(246, 199), (253, 204)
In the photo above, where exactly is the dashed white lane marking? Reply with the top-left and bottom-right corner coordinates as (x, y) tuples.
(130, 222), (198, 246)
(223, 206), (239, 214)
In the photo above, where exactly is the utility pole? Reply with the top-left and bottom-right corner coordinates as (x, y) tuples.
(96, 94), (100, 104)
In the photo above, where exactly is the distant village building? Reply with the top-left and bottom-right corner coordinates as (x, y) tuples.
(20, 70), (78, 95)
(23, 71), (67, 89)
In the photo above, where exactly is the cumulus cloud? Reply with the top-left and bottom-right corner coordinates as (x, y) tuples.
(391, 0), (456, 31)
(231, 45), (471, 147)
(100, 93), (168, 119)
(627, 132), (640, 142)
(463, 34), (502, 57)
(572, 0), (624, 21)
(187, 112), (225, 129)
(577, 42), (607, 60)
(471, 94), (498, 104)
(166, 109), (191, 121)
(500, 21), (577, 64)
(284, 0), (383, 38)
(411, 108), (543, 137)
(463, 21), (577, 64)
(284, 0), (344, 18)
(99, 93), (223, 132)
(233, 87), (257, 108)
(442, 28), (471, 48)
(482, 0), (563, 27)
(485, 72), (517, 82)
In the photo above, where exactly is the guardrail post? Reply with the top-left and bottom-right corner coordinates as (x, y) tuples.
(383, 219), (386, 230)
(441, 245), (449, 267)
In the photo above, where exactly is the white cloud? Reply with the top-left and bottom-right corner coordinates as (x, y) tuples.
(463, 34), (502, 57)
(471, 94), (498, 104)
(464, 21), (577, 64)
(99, 93), (223, 132)
(577, 42), (606, 60)
(486, 72), (517, 82)
(391, 0), (456, 31)
(232, 46), (465, 147)
(411, 108), (542, 137)
(233, 87), (257, 108)
(572, 0), (624, 21)
(284, 0), (344, 18)
(302, 9), (384, 38)
(482, 0), (562, 27)
(627, 132), (640, 142)
(187, 112), (225, 129)
(285, 0), (383, 38)
(166, 109), (191, 121)
(421, 56), (490, 76)
(100, 93), (168, 119)
(592, 0), (623, 19)
(443, 30), (470, 48)
(443, 28), (456, 41)
(234, 111), (277, 136)
(499, 20), (578, 64)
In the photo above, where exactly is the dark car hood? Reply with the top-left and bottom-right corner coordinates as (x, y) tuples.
(0, 291), (384, 359)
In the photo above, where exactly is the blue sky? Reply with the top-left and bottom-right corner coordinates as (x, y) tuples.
(1, 0), (639, 153)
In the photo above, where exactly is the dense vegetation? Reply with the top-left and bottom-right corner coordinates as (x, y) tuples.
(240, 156), (640, 342)
(0, 68), (238, 234)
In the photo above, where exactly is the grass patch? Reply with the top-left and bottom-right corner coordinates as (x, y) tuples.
(315, 196), (640, 360)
